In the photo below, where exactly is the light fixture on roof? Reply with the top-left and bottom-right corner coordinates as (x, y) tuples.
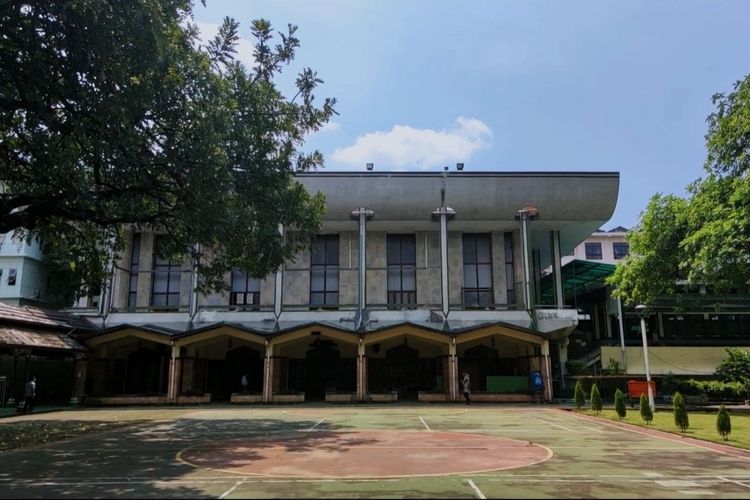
(456, 162), (464, 171)
(366, 162), (374, 171)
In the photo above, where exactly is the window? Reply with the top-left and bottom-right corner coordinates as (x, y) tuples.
(310, 235), (339, 306)
(151, 236), (181, 308)
(230, 269), (260, 307)
(613, 242), (629, 260)
(585, 242), (603, 260)
(128, 234), (141, 310)
(504, 232), (515, 304)
(387, 234), (416, 307)
(463, 234), (493, 308)
(7, 269), (17, 286)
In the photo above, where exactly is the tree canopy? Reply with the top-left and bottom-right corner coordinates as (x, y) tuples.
(0, 1), (335, 304)
(608, 74), (750, 305)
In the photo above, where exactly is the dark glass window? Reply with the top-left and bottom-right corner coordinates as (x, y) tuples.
(504, 232), (515, 304)
(310, 235), (339, 306)
(230, 269), (260, 307)
(7, 268), (16, 286)
(151, 236), (181, 308)
(387, 234), (417, 307)
(613, 242), (629, 260)
(463, 234), (493, 308)
(128, 234), (141, 310)
(585, 242), (603, 260)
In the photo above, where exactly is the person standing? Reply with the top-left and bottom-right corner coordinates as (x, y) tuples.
(461, 372), (471, 405)
(241, 374), (249, 393)
(24, 376), (36, 414)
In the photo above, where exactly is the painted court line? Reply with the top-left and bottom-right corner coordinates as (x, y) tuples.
(305, 418), (326, 432)
(218, 476), (248, 499)
(419, 416), (431, 431)
(719, 476), (750, 490)
(466, 479), (486, 499)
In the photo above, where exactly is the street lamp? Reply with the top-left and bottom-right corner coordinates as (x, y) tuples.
(635, 304), (656, 412)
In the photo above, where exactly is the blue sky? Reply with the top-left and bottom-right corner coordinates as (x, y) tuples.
(193, 1), (750, 229)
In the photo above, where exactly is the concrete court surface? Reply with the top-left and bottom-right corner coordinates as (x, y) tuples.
(0, 405), (749, 498)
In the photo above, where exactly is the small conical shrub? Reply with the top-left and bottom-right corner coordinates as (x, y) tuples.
(614, 388), (627, 420)
(716, 404), (731, 441)
(639, 393), (653, 424)
(574, 381), (585, 410)
(590, 383), (602, 415)
(673, 392), (689, 432)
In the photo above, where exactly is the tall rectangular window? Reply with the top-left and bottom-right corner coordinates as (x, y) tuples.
(463, 234), (493, 308)
(585, 242), (603, 260)
(387, 234), (417, 307)
(613, 242), (629, 260)
(151, 236), (181, 308)
(7, 269), (17, 286)
(230, 269), (261, 308)
(128, 233), (141, 310)
(504, 232), (515, 304)
(310, 235), (339, 306)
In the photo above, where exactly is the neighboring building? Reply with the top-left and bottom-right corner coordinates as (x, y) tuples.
(0, 231), (54, 307)
(0, 302), (91, 407)
(543, 227), (750, 381)
(74, 170), (620, 405)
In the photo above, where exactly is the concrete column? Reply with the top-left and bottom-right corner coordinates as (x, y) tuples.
(98, 236), (117, 319)
(351, 208), (373, 329)
(449, 338), (458, 401)
(617, 297), (627, 365)
(550, 230), (564, 307)
(188, 243), (200, 320)
(516, 207), (538, 310)
(432, 207), (456, 318)
(356, 338), (366, 401)
(274, 225), (284, 319)
(542, 341), (552, 402)
(167, 344), (181, 403)
(69, 353), (88, 406)
(263, 340), (274, 403)
(557, 340), (567, 390)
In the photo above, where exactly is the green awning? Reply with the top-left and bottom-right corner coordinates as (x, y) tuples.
(540, 259), (616, 302)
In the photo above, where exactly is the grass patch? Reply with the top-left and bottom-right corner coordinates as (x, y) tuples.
(0, 421), (136, 452)
(581, 408), (750, 450)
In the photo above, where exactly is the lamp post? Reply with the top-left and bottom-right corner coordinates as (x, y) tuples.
(635, 304), (655, 412)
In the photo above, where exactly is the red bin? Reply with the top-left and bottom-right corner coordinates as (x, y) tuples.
(627, 380), (657, 399)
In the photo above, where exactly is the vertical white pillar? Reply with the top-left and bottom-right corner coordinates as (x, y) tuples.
(550, 230), (564, 307)
(274, 225), (284, 319)
(188, 243), (200, 320)
(516, 207), (538, 311)
(449, 338), (458, 401)
(168, 344), (180, 403)
(432, 207), (455, 318)
(351, 208), (373, 329)
(542, 340), (552, 402)
(263, 340), (274, 403)
(357, 338), (366, 401)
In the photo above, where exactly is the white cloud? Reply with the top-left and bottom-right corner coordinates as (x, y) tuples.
(318, 121), (341, 133)
(331, 117), (492, 169)
(194, 21), (255, 68)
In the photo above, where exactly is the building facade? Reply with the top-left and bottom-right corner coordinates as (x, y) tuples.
(75, 170), (620, 404)
(0, 231), (52, 307)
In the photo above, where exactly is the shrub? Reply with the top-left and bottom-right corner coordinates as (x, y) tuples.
(605, 358), (624, 375)
(715, 348), (750, 399)
(685, 380), (746, 401)
(614, 388), (627, 420)
(716, 404), (732, 441)
(566, 360), (587, 376)
(640, 393), (653, 424)
(672, 392), (689, 432)
(574, 381), (586, 410)
(590, 383), (603, 415)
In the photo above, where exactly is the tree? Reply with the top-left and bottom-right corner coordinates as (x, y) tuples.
(672, 392), (689, 432)
(590, 383), (602, 415)
(0, 1), (335, 303)
(639, 393), (653, 424)
(574, 381), (586, 410)
(607, 74), (750, 305)
(714, 348), (750, 400)
(614, 388), (627, 420)
(716, 404), (732, 441)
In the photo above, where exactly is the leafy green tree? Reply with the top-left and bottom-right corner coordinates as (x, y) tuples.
(574, 381), (585, 411)
(639, 393), (653, 424)
(714, 348), (750, 400)
(607, 74), (750, 305)
(590, 383), (602, 415)
(672, 392), (689, 432)
(0, 1), (335, 303)
(614, 388), (627, 420)
(716, 404), (732, 441)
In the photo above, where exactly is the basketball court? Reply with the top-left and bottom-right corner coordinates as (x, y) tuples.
(0, 405), (749, 498)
